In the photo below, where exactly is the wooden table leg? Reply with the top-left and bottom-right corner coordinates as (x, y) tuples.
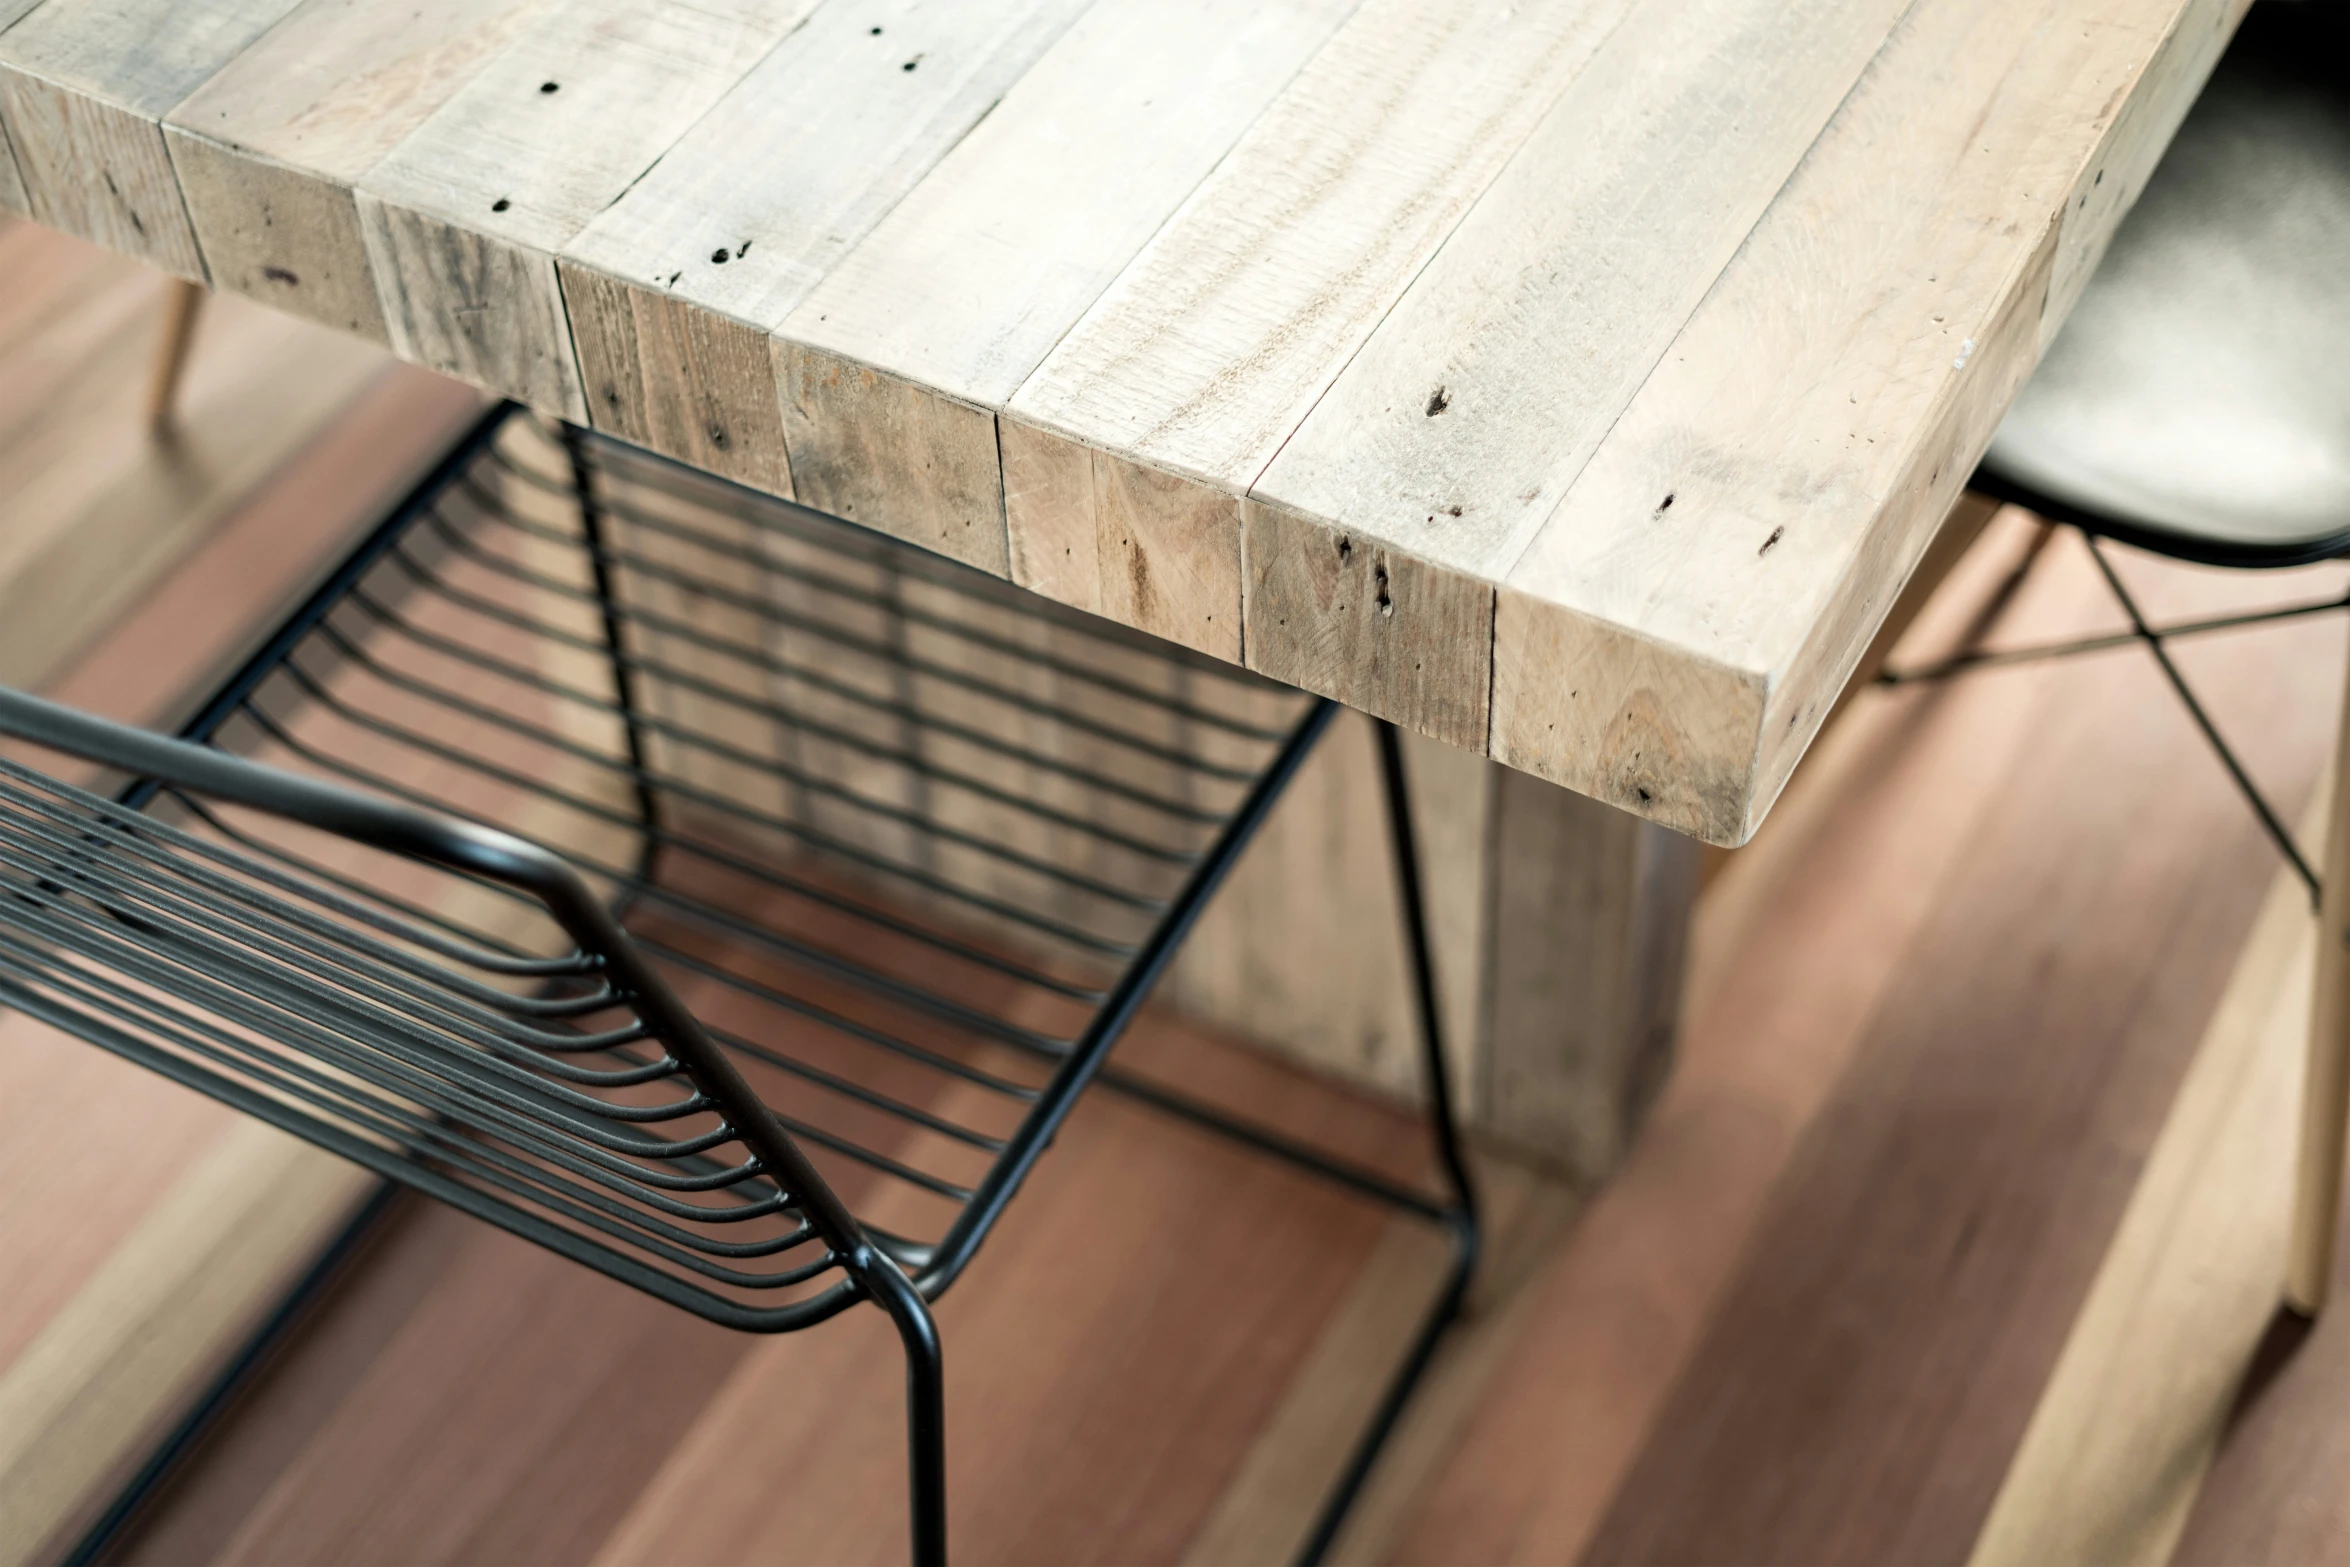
(145, 278), (205, 431)
(2288, 643), (2350, 1313)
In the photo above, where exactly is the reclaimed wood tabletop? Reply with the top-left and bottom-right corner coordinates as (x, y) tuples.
(0, 0), (2241, 844)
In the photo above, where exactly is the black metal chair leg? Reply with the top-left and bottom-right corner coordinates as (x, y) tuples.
(863, 1252), (949, 1567)
(1290, 722), (1484, 1567)
(2082, 534), (2320, 898)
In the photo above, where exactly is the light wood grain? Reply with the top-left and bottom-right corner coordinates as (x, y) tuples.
(0, 1122), (372, 1565)
(0, 1120), (373, 1565)
(2291, 660), (2350, 1311)
(358, 0), (820, 413)
(1248, 0), (1906, 743)
(1244, 499), (1492, 750)
(777, 0), (1363, 562)
(163, 0), (550, 340)
(1493, 0), (2246, 843)
(1967, 776), (2324, 1567)
(1010, 0), (1638, 486)
(0, 0), (2231, 840)
(775, 349), (1007, 570)
(0, 0), (306, 279)
(558, 0), (1093, 491)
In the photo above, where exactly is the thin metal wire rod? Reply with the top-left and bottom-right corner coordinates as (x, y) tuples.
(0, 969), (812, 1263)
(180, 718), (1108, 1071)
(1090, 1065), (1450, 1219)
(0, 939), (838, 1265)
(163, 790), (563, 967)
(570, 438), (1288, 725)
(0, 814), (653, 1064)
(0, 873), (684, 1134)
(313, 611), (1209, 867)
(639, 937), (1048, 1101)
(0, 955), (866, 1332)
(10, 757), (596, 982)
(917, 699), (1341, 1299)
(0, 876), (731, 1161)
(488, 449), (1293, 744)
(1291, 720), (1482, 1567)
(1879, 590), (2350, 684)
(401, 510), (1269, 788)
(697, 1019), (1010, 1153)
(199, 718), (1112, 1066)
(11, 831), (1038, 1202)
(239, 693), (1171, 959)
(280, 643), (1196, 900)
(499, 450), (1276, 738)
(2084, 536), (2320, 897)
(318, 606), (1172, 995)
(565, 422), (664, 882)
(347, 563), (1239, 825)
(627, 895), (1078, 1065)
(0, 899), (729, 1155)
(0, 789), (592, 1020)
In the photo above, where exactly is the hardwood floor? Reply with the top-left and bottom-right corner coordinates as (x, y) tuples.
(10, 221), (2350, 1564)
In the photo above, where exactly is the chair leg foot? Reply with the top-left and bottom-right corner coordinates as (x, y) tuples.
(2288, 653), (2350, 1314)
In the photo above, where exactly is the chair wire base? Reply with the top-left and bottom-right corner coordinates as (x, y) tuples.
(1878, 516), (2340, 903)
(39, 407), (1481, 1567)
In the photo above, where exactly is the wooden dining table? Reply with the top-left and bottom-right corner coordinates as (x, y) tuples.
(0, 0), (2236, 846)
(0, 3), (2257, 1550)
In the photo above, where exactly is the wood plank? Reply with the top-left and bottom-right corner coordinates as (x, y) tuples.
(163, 0), (552, 340)
(558, 0), (1094, 494)
(1180, 1161), (1573, 1565)
(1965, 778), (2321, 1567)
(355, 0), (820, 416)
(1242, 0), (1908, 739)
(1493, 0), (2247, 843)
(0, 1121), (375, 1564)
(1004, 0), (1644, 654)
(0, 0), (306, 279)
(774, 0), (1363, 571)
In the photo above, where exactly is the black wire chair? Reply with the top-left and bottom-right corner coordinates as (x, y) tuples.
(0, 402), (1477, 1566)
(1885, 1), (2350, 1308)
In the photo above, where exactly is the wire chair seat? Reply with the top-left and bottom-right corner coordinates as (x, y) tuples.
(0, 403), (1327, 1331)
